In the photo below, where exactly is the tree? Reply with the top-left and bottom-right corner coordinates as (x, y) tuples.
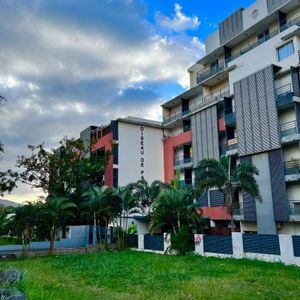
(150, 189), (203, 255)
(6, 202), (39, 255)
(81, 186), (121, 249)
(39, 195), (77, 255)
(195, 156), (260, 229)
(128, 179), (169, 216)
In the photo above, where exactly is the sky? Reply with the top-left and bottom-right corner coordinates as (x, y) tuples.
(0, 0), (255, 203)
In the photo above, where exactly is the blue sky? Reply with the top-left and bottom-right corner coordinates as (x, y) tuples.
(0, 0), (255, 201)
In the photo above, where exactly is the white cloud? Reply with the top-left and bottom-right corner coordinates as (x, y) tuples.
(156, 3), (200, 32)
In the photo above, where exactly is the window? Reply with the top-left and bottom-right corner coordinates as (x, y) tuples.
(277, 41), (294, 61)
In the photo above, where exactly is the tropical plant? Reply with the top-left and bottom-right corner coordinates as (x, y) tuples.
(39, 196), (77, 255)
(150, 189), (203, 235)
(81, 186), (121, 249)
(195, 156), (260, 229)
(128, 179), (169, 216)
(6, 202), (39, 255)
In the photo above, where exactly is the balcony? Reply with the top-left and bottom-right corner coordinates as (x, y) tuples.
(196, 63), (227, 84)
(280, 120), (300, 144)
(174, 155), (192, 167)
(225, 15), (300, 66)
(233, 207), (244, 221)
(227, 138), (238, 152)
(224, 107), (236, 126)
(284, 159), (300, 182)
(276, 84), (294, 109)
(220, 143), (228, 156)
(163, 86), (230, 126)
(179, 179), (193, 189)
(219, 138), (238, 156)
(289, 202), (300, 222)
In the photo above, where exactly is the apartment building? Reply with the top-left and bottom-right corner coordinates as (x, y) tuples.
(80, 117), (164, 188)
(162, 0), (300, 235)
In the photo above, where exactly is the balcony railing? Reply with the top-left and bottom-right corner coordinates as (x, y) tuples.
(179, 179), (193, 188)
(284, 159), (300, 176)
(227, 138), (238, 151)
(163, 86), (230, 125)
(289, 203), (300, 215)
(196, 63), (226, 84)
(280, 120), (298, 138)
(174, 155), (192, 166)
(224, 107), (236, 125)
(276, 84), (294, 108)
(233, 208), (243, 216)
(225, 15), (300, 66)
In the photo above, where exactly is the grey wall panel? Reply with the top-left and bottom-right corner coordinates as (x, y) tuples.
(269, 149), (289, 221)
(192, 105), (219, 168)
(295, 103), (300, 133)
(267, 0), (290, 13)
(210, 190), (225, 207)
(234, 65), (281, 157)
(241, 156), (257, 221)
(198, 190), (208, 207)
(219, 8), (244, 45)
(252, 153), (277, 234)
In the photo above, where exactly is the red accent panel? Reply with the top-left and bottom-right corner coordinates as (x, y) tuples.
(92, 132), (113, 187)
(218, 117), (225, 132)
(163, 130), (192, 183)
(202, 206), (231, 220)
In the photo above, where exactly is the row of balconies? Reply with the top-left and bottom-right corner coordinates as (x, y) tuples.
(196, 15), (300, 86)
(163, 86), (230, 126)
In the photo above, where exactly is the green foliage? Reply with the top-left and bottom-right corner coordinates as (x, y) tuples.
(127, 224), (137, 234)
(150, 189), (203, 235)
(195, 156), (260, 215)
(127, 178), (169, 215)
(2, 251), (300, 299)
(169, 226), (194, 255)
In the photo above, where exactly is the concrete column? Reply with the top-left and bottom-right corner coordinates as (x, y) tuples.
(164, 233), (171, 253)
(194, 234), (204, 255)
(232, 232), (244, 259)
(279, 234), (300, 266)
(138, 234), (144, 250)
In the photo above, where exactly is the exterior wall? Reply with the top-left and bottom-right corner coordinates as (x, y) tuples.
(283, 144), (300, 160)
(201, 207), (231, 220)
(252, 152), (277, 234)
(118, 122), (164, 186)
(234, 65), (281, 156)
(278, 222), (300, 234)
(163, 131), (192, 183)
(205, 29), (220, 54)
(228, 31), (300, 92)
(267, 0), (290, 13)
(243, 0), (268, 30)
(92, 132), (114, 186)
(191, 105), (219, 168)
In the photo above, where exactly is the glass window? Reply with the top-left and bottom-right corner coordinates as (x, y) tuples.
(277, 41), (295, 61)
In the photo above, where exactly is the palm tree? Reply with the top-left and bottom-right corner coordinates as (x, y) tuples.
(195, 156), (260, 230)
(150, 189), (202, 235)
(81, 186), (121, 249)
(6, 202), (38, 255)
(41, 196), (77, 255)
(128, 179), (169, 216)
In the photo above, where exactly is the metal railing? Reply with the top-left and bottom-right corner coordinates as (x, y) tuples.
(196, 63), (226, 84)
(289, 203), (300, 215)
(233, 208), (243, 215)
(276, 83), (294, 108)
(174, 155), (192, 166)
(227, 138), (238, 151)
(284, 159), (300, 175)
(225, 15), (300, 66)
(163, 86), (230, 125)
(179, 179), (193, 188)
(280, 120), (298, 137)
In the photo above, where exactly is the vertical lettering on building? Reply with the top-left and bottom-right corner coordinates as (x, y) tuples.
(140, 126), (145, 179)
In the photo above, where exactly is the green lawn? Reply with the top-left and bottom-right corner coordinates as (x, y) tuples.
(1, 251), (300, 300)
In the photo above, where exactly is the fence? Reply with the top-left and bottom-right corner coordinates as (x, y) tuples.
(134, 233), (170, 253)
(195, 233), (300, 266)
(0, 226), (89, 254)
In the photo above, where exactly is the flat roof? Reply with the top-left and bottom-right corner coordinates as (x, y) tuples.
(116, 116), (163, 129)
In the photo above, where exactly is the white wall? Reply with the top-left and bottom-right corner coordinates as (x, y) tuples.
(228, 28), (300, 92)
(118, 122), (164, 186)
(242, 0), (268, 31)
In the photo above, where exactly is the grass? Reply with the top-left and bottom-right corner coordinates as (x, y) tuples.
(1, 251), (300, 299)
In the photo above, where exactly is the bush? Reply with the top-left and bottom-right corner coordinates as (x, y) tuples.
(170, 226), (194, 255)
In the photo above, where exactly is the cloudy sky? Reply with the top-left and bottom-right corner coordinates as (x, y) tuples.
(0, 0), (254, 202)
